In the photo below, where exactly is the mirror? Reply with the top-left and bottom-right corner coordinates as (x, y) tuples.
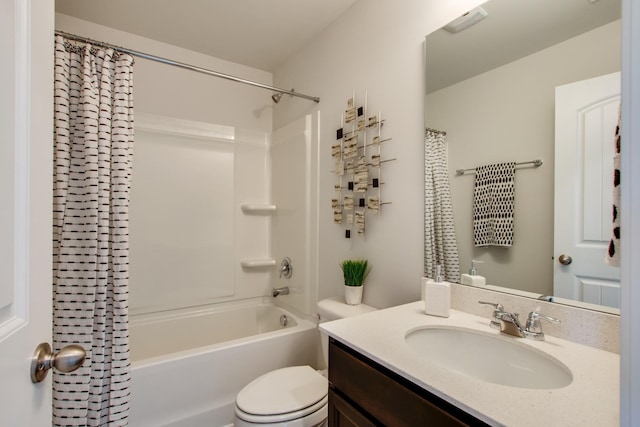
(425, 0), (621, 313)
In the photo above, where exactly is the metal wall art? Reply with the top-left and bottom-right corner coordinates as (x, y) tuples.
(332, 91), (394, 238)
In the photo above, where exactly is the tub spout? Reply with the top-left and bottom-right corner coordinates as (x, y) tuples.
(272, 287), (290, 297)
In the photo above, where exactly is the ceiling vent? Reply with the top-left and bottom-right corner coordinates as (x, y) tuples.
(443, 6), (488, 33)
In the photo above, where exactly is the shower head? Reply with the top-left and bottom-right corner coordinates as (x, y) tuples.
(271, 89), (295, 104)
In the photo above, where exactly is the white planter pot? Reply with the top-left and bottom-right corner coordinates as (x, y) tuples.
(344, 285), (363, 305)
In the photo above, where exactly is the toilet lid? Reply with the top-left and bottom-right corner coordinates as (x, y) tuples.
(236, 366), (328, 416)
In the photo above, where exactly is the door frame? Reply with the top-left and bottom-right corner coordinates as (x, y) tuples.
(620, 0), (640, 424)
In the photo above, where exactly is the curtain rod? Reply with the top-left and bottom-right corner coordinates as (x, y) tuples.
(425, 127), (446, 135)
(55, 30), (320, 103)
(455, 159), (543, 175)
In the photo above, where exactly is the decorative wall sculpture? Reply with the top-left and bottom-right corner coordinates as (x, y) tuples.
(332, 92), (394, 238)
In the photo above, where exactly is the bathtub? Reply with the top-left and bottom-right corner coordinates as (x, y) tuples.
(128, 300), (319, 427)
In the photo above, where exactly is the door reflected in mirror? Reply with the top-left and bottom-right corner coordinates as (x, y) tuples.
(424, 0), (621, 314)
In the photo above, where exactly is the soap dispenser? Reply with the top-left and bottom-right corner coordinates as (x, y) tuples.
(460, 260), (486, 287)
(422, 265), (451, 318)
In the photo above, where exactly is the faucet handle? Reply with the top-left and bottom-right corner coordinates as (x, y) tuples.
(478, 301), (503, 309)
(525, 308), (560, 339)
(478, 301), (504, 312)
(279, 257), (292, 279)
(478, 301), (505, 330)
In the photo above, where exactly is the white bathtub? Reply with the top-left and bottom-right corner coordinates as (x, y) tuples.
(128, 300), (319, 427)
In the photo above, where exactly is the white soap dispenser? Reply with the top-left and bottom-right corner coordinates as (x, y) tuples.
(460, 260), (486, 287)
(422, 265), (451, 318)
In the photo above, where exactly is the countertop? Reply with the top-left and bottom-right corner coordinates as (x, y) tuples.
(320, 301), (619, 427)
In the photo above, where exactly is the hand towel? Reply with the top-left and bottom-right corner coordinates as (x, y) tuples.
(606, 113), (621, 266)
(473, 162), (516, 247)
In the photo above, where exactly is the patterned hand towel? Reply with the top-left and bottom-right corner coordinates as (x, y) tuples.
(473, 162), (516, 247)
(606, 114), (621, 267)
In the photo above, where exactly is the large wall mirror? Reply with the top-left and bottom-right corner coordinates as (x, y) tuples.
(425, 0), (621, 314)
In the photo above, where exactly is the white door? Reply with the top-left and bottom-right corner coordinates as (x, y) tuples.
(0, 0), (54, 424)
(554, 72), (621, 308)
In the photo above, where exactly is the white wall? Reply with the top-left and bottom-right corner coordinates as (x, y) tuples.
(273, 0), (486, 309)
(427, 20), (621, 295)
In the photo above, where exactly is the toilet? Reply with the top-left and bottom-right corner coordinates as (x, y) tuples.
(233, 297), (377, 427)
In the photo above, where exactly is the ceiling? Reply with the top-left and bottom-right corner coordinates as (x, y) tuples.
(426, 0), (621, 93)
(56, 0), (621, 84)
(55, 0), (358, 72)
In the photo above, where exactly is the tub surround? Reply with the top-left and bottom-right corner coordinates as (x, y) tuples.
(320, 301), (619, 426)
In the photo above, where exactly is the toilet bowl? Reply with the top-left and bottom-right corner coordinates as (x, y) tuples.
(233, 297), (377, 426)
(234, 366), (328, 427)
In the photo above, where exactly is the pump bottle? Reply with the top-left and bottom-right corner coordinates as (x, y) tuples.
(460, 260), (486, 287)
(422, 265), (451, 317)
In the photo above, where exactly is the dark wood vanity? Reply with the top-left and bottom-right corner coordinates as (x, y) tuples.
(327, 337), (489, 426)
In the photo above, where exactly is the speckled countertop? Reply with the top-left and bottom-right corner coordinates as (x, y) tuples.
(320, 301), (619, 427)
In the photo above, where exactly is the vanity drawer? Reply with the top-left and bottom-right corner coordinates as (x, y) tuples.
(328, 388), (377, 427)
(328, 338), (487, 427)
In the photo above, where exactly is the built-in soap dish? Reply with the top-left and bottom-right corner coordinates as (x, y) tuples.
(240, 204), (276, 215)
(240, 258), (276, 269)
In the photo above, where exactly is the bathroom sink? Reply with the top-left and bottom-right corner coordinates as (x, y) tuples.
(405, 326), (572, 389)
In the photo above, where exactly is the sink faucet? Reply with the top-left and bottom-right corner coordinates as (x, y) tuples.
(272, 286), (290, 297)
(498, 311), (526, 338)
(478, 302), (560, 341)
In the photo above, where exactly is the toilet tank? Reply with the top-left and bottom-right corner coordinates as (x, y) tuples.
(317, 297), (377, 370)
(317, 296), (377, 322)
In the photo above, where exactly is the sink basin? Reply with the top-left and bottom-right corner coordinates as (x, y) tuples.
(405, 326), (572, 389)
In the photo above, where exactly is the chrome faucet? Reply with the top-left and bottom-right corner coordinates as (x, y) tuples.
(272, 286), (290, 297)
(479, 301), (560, 341)
(498, 311), (526, 338)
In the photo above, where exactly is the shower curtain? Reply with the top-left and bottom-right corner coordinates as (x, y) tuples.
(424, 129), (460, 282)
(52, 35), (134, 426)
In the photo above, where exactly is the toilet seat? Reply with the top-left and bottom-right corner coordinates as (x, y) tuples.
(235, 395), (327, 424)
(235, 366), (328, 424)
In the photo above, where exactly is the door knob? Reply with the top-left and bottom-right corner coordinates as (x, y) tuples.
(558, 254), (573, 265)
(31, 342), (86, 383)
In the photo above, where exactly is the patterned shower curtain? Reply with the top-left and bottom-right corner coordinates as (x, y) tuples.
(424, 129), (461, 282)
(52, 35), (134, 426)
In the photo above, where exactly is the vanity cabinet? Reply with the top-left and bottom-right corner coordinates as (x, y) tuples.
(327, 338), (489, 427)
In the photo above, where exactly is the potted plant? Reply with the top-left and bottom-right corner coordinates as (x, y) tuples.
(340, 259), (371, 305)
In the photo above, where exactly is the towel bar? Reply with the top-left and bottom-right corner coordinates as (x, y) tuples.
(456, 159), (543, 175)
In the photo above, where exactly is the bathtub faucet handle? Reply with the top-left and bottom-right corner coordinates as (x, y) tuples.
(279, 257), (293, 279)
(272, 287), (290, 297)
